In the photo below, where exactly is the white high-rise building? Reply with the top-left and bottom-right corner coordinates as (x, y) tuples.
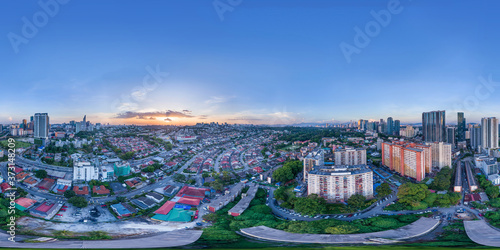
(34, 113), (49, 139)
(73, 161), (99, 182)
(307, 165), (373, 202)
(334, 148), (366, 166)
(482, 117), (499, 150)
(426, 142), (452, 170)
(303, 150), (324, 181)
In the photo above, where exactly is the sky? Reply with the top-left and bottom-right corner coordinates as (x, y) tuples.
(1, 0), (500, 125)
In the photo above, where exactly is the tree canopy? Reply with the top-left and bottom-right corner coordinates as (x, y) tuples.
(34, 169), (48, 179)
(376, 182), (392, 197)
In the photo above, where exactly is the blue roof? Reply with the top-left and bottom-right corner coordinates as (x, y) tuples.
(111, 203), (130, 216)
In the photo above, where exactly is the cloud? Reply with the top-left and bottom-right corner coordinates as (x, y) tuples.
(205, 96), (235, 104)
(165, 110), (193, 118)
(164, 118), (172, 122)
(228, 116), (263, 121)
(115, 110), (195, 120)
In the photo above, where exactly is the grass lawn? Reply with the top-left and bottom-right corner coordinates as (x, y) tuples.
(0, 140), (32, 149)
(282, 145), (300, 151)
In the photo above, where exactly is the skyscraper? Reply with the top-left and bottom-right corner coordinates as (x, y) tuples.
(446, 127), (456, 147)
(386, 117), (394, 135)
(481, 117), (499, 150)
(470, 125), (482, 152)
(34, 113), (49, 139)
(394, 120), (400, 136)
(422, 110), (446, 142)
(457, 112), (466, 142)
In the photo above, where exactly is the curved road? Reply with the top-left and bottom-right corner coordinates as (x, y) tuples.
(464, 220), (500, 247)
(241, 217), (440, 244)
(0, 229), (202, 248)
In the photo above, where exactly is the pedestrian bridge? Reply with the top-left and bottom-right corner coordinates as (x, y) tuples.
(464, 220), (500, 247)
(241, 217), (440, 244)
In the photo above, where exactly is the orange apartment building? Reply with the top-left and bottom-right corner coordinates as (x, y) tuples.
(381, 141), (432, 181)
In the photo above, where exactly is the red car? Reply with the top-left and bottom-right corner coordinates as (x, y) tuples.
(101, 204), (107, 208)
(60, 209), (66, 211)
(194, 216), (198, 219)
(347, 214), (353, 217)
(62, 206), (68, 208)
(56, 214), (62, 216)
(195, 210), (199, 215)
(478, 213), (483, 217)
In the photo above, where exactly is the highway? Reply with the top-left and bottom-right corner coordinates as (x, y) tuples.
(15, 156), (73, 173)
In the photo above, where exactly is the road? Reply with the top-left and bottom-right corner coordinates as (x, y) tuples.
(214, 148), (232, 173)
(267, 184), (399, 221)
(16, 156), (73, 173)
(239, 147), (250, 170)
(0, 229), (202, 248)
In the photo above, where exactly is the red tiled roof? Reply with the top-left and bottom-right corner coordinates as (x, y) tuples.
(37, 178), (56, 190)
(24, 176), (38, 185)
(15, 197), (36, 208)
(176, 186), (208, 198)
(177, 197), (201, 206)
(1, 182), (11, 192)
(73, 186), (89, 195)
(154, 201), (176, 215)
(35, 202), (55, 213)
(92, 185), (110, 195)
(15, 172), (29, 180)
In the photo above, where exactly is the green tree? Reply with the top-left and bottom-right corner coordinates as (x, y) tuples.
(489, 198), (500, 208)
(325, 224), (359, 234)
(428, 166), (452, 191)
(68, 196), (88, 208)
(294, 194), (327, 215)
(273, 187), (288, 201)
(347, 194), (366, 209)
(272, 167), (293, 183)
(486, 185), (500, 199)
(116, 196), (126, 202)
(63, 190), (76, 199)
(398, 183), (429, 208)
(173, 173), (186, 182)
(34, 169), (48, 179)
(376, 182), (392, 197)
(210, 180), (224, 191)
(222, 171), (231, 182)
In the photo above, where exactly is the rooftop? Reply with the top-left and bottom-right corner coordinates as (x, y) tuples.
(309, 164), (372, 176)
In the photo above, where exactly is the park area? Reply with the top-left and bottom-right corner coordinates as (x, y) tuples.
(201, 188), (426, 243)
(0, 139), (32, 149)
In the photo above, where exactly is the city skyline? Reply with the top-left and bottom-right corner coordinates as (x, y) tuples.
(2, 1), (500, 125)
(2, 111), (499, 127)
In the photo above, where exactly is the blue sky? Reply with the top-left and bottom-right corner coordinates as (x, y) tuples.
(1, 0), (500, 125)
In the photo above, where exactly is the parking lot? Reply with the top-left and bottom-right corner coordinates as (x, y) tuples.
(54, 203), (117, 223)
